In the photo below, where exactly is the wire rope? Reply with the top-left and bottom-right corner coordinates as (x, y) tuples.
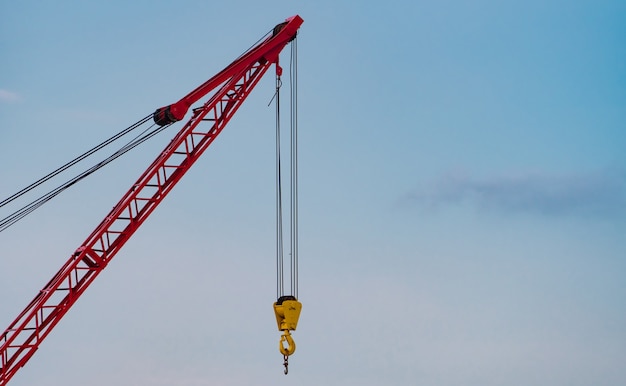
(275, 36), (299, 299)
(0, 120), (172, 233)
(289, 37), (299, 299)
(235, 28), (274, 62)
(0, 114), (152, 209)
(275, 72), (285, 298)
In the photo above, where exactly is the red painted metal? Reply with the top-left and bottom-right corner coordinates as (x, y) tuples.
(0, 15), (302, 385)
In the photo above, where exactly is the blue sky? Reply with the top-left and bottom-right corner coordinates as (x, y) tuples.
(1, 1), (625, 385)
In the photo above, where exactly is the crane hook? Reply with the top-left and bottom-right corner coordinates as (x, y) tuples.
(279, 330), (295, 375)
(279, 329), (296, 357)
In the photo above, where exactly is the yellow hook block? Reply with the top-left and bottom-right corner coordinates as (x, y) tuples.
(273, 295), (302, 332)
(273, 296), (302, 373)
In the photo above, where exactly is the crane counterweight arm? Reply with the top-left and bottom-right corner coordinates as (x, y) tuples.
(0, 15), (303, 385)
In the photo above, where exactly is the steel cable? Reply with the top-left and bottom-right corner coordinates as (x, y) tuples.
(289, 37), (299, 299)
(0, 120), (172, 233)
(0, 114), (153, 209)
(275, 72), (285, 298)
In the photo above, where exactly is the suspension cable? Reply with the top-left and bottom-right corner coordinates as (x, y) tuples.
(236, 28), (274, 62)
(0, 114), (152, 209)
(0, 120), (172, 233)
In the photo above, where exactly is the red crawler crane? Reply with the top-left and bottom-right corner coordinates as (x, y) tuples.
(0, 15), (303, 385)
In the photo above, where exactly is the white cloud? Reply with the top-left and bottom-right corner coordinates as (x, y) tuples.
(404, 168), (626, 218)
(0, 89), (21, 103)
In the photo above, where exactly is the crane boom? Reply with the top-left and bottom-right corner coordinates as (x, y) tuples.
(0, 15), (303, 385)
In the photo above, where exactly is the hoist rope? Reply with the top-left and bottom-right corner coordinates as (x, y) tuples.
(275, 35), (299, 299)
(289, 37), (299, 299)
(275, 74), (285, 298)
(0, 118), (172, 233)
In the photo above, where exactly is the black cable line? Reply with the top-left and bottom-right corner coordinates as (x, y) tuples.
(290, 37), (299, 299)
(0, 121), (172, 233)
(0, 114), (153, 209)
(235, 28), (274, 62)
(275, 72), (284, 298)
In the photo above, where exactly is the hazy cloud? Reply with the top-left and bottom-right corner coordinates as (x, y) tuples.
(405, 169), (626, 218)
(0, 89), (21, 103)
